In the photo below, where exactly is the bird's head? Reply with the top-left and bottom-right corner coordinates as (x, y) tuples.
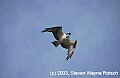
(66, 32), (71, 35)
(66, 32), (71, 38)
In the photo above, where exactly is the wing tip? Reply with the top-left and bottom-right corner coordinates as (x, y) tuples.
(52, 26), (62, 29)
(41, 28), (51, 33)
(66, 57), (69, 61)
(41, 26), (62, 33)
(41, 30), (45, 33)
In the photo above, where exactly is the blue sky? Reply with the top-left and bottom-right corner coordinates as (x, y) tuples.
(1, 0), (120, 78)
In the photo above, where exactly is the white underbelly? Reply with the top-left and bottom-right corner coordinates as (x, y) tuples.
(59, 38), (70, 44)
(59, 34), (67, 43)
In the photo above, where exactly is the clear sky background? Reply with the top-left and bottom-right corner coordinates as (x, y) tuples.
(1, 0), (120, 78)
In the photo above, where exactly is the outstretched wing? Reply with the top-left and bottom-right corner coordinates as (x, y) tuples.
(52, 26), (63, 40)
(41, 26), (63, 40)
(66, 40), (77, 61)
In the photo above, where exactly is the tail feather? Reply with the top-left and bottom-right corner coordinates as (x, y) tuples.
(66, 52), (73, 61)
(73, 40), (77, 48)
(52, 41), (59, 47)
(66, 56), (69, 61)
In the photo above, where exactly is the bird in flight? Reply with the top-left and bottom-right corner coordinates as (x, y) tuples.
(41, 26), (77, 61)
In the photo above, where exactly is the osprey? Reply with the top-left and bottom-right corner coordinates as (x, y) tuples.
(41, 26), (77, 61)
